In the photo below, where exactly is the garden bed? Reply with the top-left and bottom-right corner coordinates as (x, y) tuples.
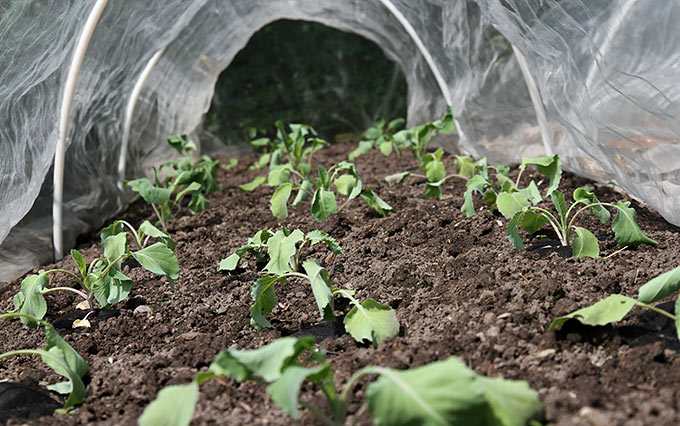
(1, 141), (679, 425)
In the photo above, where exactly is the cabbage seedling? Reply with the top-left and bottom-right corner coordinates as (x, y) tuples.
(497, 186), (657, 258)
(239, 122), (393, 221)
(139, 337), (544, 426)
(550, 265), (680, 340)
(348, 116), (405, 161)
(220, 229), (399, 346)
(0, 313), (89, 409)
(10, 220), (178, 325)
(125, 135), (220, 231)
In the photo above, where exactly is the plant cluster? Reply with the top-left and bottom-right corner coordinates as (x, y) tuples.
(125, 135), (220, 231)
(348, 116), (405, 161)
(240, 121), (393, 221)
(139, 336), (543, 426)
(11, 220), (178, 328)
(220, 228), (399, 346)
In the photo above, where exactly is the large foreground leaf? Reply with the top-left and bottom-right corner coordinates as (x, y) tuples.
(267, 364), (330, 418)
(138, 382), (199, 426)
(637, 265), (680, 304)
(549, 294), (636, 331)
(42, 324), (89, 408)
(366, 357), (542, 426)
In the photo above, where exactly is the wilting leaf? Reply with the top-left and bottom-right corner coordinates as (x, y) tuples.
(305, 230), (342, 255)
(341, 296), (399, 346)
(267, 364), (330, 418)
(311, 188), (338, 222)
(132, 242), (179, 282)
(571, 226), (600, 258)
(18, 272), (49, 326)
(360, 189), (394, 216)
(265, 229), (304, 275)
(302, 261), (335, 322)
(250, 275), (279, 329)
(573, 188), (610, 224)
(549, 294), (636, 331)
(270, 183), (293, 220)
(496, 192), (529, 219)
(238, 176), (267, 193)
(611, 202), (658, 247)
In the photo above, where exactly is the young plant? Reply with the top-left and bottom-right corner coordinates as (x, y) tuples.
(125, 135), (220, 231)
(497, 186), (657, 258)
(11, 220), (178, 326)
(239, 122), (393, 222)
(139, 336), (544, 426)
(550, 265), (680, 340)
(385, 152), (488, 200)
(348, 116), (405, 161)
(220, 229), (399, 346)
(0, 313), (89, 409)
(461, 155), (559, 217)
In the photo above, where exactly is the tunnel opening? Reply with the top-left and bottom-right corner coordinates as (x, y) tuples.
(202, 19), (408, 144)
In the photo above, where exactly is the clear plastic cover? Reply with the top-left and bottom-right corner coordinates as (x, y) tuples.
(1, 0), (678, 282)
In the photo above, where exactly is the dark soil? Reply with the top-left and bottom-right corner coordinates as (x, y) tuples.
(1, 143), (679, 425)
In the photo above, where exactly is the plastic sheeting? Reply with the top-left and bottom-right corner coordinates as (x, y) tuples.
(1, 0), (679, 283)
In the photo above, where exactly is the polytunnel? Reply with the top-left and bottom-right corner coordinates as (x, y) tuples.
(1, 0), (679, 285)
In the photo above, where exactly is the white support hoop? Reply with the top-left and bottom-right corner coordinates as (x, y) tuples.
(118, 47), (167, 189)
(53, 0), (109, 261)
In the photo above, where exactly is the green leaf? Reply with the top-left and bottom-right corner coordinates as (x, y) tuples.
(424, 156), (446, 183)
(366, 356), (542, 426)
(238, 176), (266, 192)
(571, 226), (600, 258)
(268, 164), (292, 187)
(102, 233), (127, 267)
(292, 179), (313, 206)
(173, 180), (201, 202)
(139, 220), (177, 251)
(251, 153), (270, 170)
(518, 181), (542, 205)
(385, 171), (411, 187)
(612, 202), (658, 247)
(305, 230), (342, 255)
(455, 156), (475, 179)
(270, 183), (293, 220)
(100, 221), (123, 245)
(264, 229), (304, 274)
(188, 192), (210, 215)
(219, 253), (241, 271)
(250, 275), (279, 329)
(360, 189), (394, 216)
(550, 190), (568, 222)
(302, 260), (335, 322)
(267, 364), (330, 419)
(425, 181), (443, 200)
(507, 212), (524, 250)
(132, 242), (179, 282)
(317, 166), (330, 189)
(42, 323), (89, 407)
(70, 249), (86, 278)
(339, 294), (399, 346)
(250, 137), (271, 149)
(461, 175), (490, 217)
(387, 117), (405, 131)
(138, 381), (199, 426)
(549, 294), (636, 331)
(520, 155), (561, 195)
(125, 178), (172, 204)
(496, 192), (529, 219)
(311, 188), (338, 222)
(19, 272), (49, 326)
(348, 140), (374, 161)
(476, 375), (545, 426)
(379, 140), (393, 156)
(573, 188), (610, 224)
(334, 174), (357, 197)
(520, 211), (549, 235)
(209, 337), (315, 382)
(637, 265), (680, 304)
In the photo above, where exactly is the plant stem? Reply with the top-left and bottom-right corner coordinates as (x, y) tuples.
(0, 349), (45, 361)
(45, 269), (84, 285)
(151, 204), (167, 233)
(119, 220), (142, 248)
(42, 287), (90, 303)
(526, 207), (567, 246)
(635, 302), (677, 321)
(300, 401), (337, 426)
(0, 312), (45, 325)
(337, 198), (353, 214)
(100, 254), (128, 277)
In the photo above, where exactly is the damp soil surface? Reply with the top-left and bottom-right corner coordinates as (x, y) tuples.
(1, 142), (680, 425)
